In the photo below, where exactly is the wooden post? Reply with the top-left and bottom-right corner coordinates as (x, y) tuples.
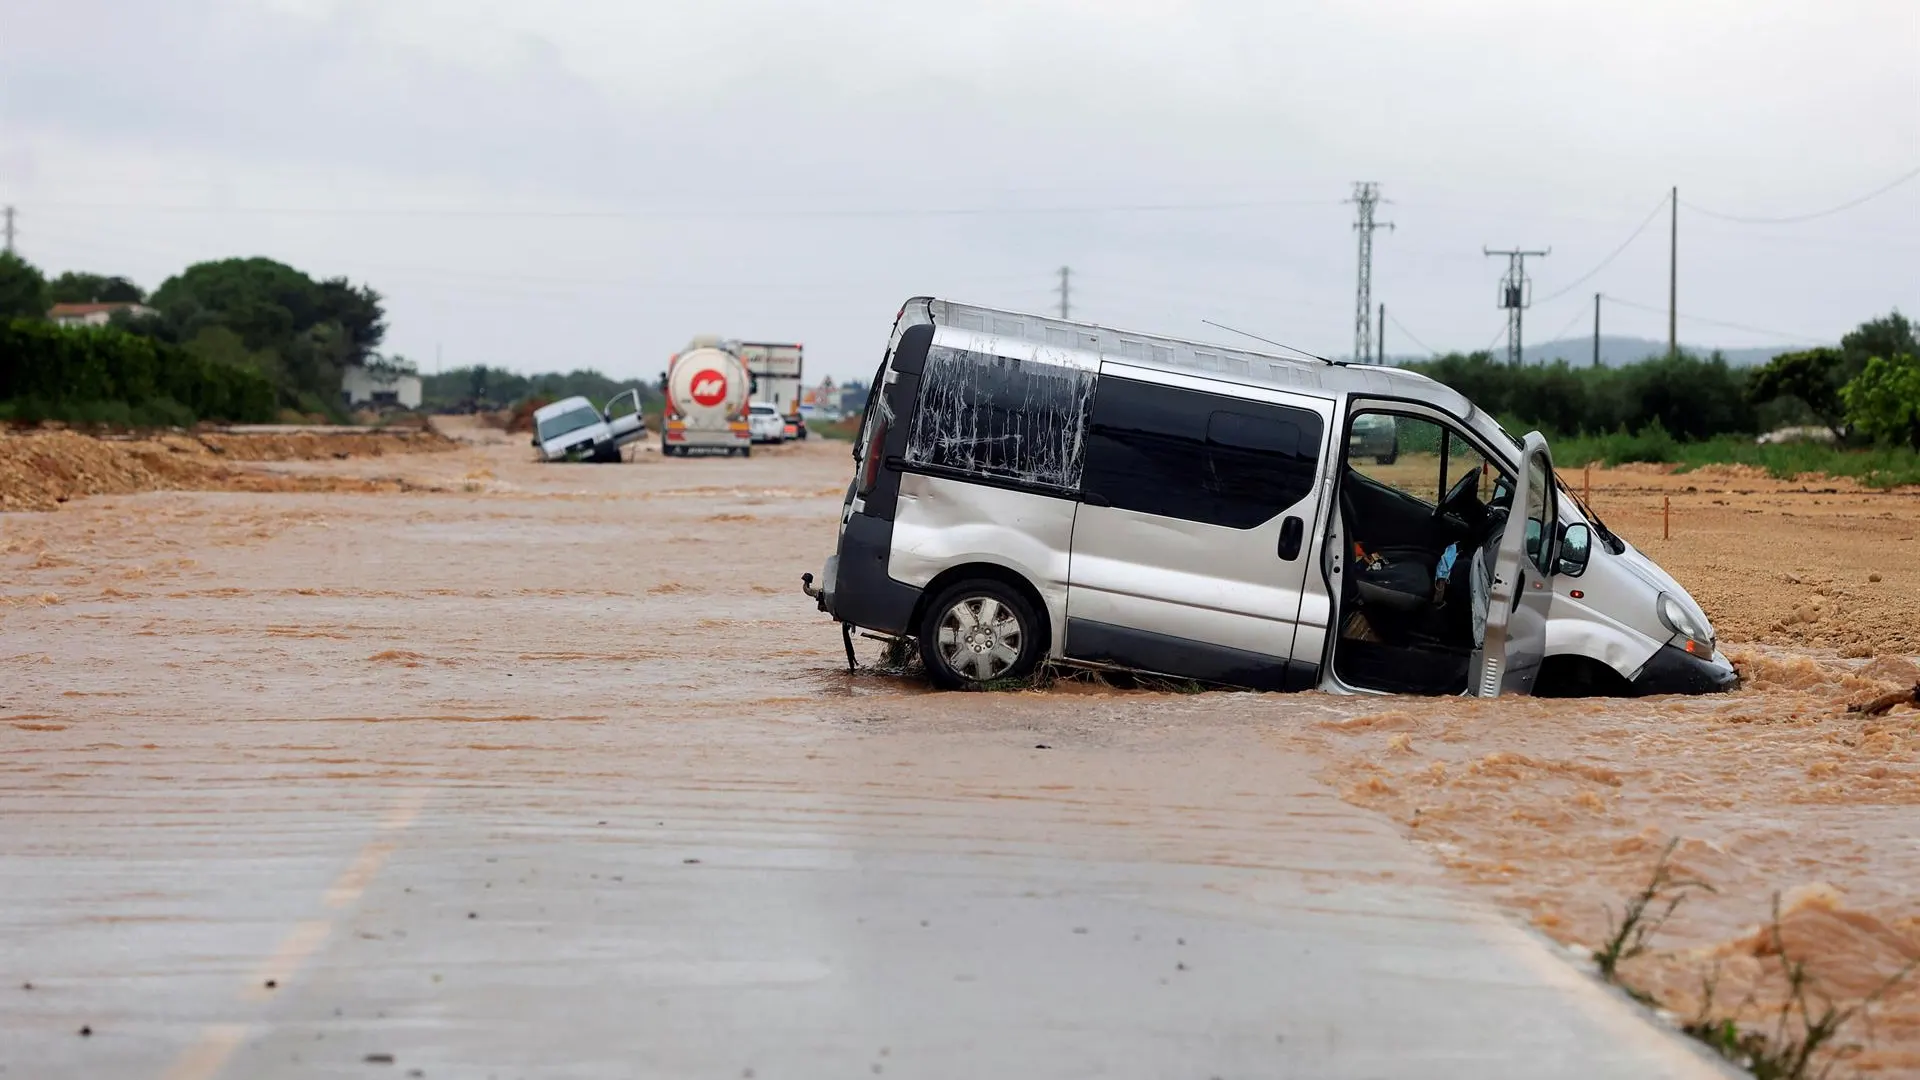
(1583, 463), (1591, 503)
(1663, 496), (1671, 540)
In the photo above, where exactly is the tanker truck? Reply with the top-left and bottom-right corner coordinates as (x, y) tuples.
(662, 339), (753, 457)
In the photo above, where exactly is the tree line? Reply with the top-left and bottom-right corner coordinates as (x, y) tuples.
(1402, 310), (1919, 451)
(0, 250), (390, 424)
(419, 366), (661, 414)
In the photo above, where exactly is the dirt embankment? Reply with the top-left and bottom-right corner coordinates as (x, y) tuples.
(0, 427), (458, 512)
(1575, 464), (1920, 658)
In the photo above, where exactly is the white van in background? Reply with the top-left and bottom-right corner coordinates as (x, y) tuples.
(532, 391), (648, 463)
(803, 297), (1737, 699)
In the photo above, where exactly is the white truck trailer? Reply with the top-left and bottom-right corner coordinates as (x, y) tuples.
(737, 341), (807, 440)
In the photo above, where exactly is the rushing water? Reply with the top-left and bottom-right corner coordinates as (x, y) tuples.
(4, 423), (1916, 1071)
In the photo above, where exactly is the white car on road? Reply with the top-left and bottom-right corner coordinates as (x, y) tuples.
(749, 403), (787, 444)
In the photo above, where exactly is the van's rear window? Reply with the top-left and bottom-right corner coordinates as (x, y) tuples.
(905, 345), (1094, 491)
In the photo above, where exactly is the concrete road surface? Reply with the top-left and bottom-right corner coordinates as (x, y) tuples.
(0, 438), (1734, 1079)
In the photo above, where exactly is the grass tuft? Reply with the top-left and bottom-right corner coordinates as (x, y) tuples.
(1592, 837), (1715, 991)
(1593, 846), (1915, 1078)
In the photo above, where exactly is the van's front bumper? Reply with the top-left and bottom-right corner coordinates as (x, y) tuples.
(1630, 644), (1739, 695)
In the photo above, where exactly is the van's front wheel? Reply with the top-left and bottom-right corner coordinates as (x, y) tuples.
(919, 581), (1042, 690)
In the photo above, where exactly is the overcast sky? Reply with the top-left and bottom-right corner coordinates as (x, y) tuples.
(2, 0), (1916, 382)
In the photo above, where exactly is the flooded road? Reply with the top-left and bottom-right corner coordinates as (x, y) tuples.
(2, 423), (1912, 1075)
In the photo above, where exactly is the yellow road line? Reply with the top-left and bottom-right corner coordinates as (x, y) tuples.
(157, 1023), (249, 1080)
(324, 842), (395, 909)
(156, 787), (429, 1080)
(242, 920), (332, 1003)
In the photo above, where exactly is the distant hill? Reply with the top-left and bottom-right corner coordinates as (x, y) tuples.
(1383, 335), (1808, 369)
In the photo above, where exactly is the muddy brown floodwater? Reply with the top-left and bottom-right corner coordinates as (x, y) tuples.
(3, 418), (1918, 1074)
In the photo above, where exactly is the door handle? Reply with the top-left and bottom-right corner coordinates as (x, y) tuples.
(1277, 516), (1305, 560)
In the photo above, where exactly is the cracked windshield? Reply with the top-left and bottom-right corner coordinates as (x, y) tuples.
(3, 2), (1917, 1077)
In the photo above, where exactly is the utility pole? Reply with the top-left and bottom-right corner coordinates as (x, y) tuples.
(1667, 185), (1678, 360)
(1057, 266), (1071, 320)
(1592, 293), (1602, 369)
(2, 206), (14, 255)
(1484, 246), (1550, 366)
(1347, 182), (1393, 364)
(1377, 303), (1386, 365)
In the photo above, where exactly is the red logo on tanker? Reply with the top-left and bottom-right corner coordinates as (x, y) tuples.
(689, 370), (728, 407)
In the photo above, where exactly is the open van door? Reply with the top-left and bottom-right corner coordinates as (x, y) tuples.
(603, 389), (647, 447)
(1474, 432), (1558, 696)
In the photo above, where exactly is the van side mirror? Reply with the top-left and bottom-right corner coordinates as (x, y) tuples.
(1558, 522), (1592, 576)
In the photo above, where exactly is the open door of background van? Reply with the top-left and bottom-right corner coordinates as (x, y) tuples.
(1475, 432), (1558, 696)
(603, 389), (647, 446)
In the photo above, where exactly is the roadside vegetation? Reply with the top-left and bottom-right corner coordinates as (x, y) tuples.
(1, 250), (385, 424)
(1405, 311), (1920, 486)
(814, 416), (861, 441)
(1593, 842), (1915, 1078)
(420, 365), (662, 414)
(1543, 431), (1920, 488)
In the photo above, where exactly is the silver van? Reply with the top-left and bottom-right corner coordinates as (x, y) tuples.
(802, 298), (1737, 698)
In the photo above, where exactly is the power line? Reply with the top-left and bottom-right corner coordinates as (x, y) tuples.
(1382, 309), (1441, 358)
(1537, 302), (1595, 355)
(1534, 191), (1670, 305)
(1482, 322), (1508, 356)
(23, 197), (1335, 222)
(1679, 163), (1920, 225)
(1600, 294), (1826, 345)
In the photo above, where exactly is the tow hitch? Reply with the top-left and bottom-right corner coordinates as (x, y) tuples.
(802, 574), (857, 673)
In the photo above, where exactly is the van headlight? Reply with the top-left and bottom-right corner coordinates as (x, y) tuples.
(1657, 592), (1712, 654)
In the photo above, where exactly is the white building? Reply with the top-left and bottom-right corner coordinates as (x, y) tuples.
(48, 301), (158, 327)
(341, 364), (423, 410)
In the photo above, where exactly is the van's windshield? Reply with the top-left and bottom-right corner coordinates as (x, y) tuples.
(537, 406), (602, 443)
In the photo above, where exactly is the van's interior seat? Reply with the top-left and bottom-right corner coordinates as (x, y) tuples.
(1354, 559), (1434, 613)
(1337, 482), (1437, 613)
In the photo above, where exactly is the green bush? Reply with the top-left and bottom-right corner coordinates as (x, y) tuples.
(1841, 353), (1920, 451)
(0, 318), (275, 425)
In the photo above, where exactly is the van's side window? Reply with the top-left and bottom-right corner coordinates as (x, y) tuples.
(1082, 379), (1323, 529)
(905, 345), (1096, 490)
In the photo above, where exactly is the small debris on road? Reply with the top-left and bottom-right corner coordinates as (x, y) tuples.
(364, 1052), (395, 1064)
